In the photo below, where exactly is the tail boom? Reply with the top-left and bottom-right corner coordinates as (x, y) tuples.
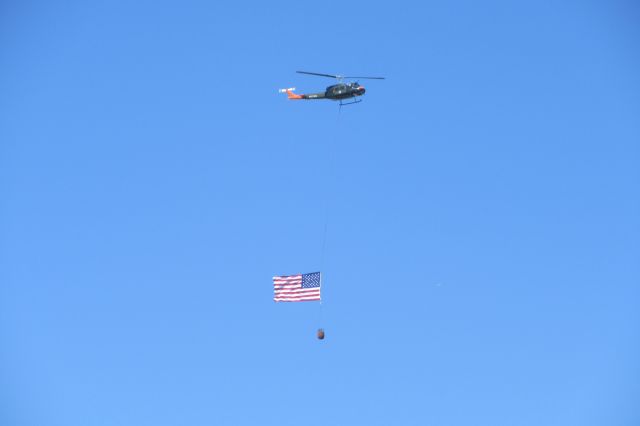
(278, 87), (326, 100)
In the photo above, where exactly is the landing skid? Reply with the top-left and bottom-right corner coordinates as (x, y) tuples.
(339, 98), (362, 106)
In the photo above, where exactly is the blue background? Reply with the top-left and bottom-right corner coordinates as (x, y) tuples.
(1, 1), (639, 425)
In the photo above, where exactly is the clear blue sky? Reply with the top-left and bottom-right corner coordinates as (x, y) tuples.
(1, 1), (639, 425)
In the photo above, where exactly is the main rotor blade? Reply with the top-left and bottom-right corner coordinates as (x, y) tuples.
(344, 76), (386, 80)
(296, 71), (340, 79)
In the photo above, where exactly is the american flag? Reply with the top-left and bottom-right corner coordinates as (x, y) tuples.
(273, 272), (321, 302)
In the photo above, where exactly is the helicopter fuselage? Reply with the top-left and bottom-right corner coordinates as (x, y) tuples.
(301, 83), (366, 101)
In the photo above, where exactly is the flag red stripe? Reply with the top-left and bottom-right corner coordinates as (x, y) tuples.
(274, 296), (321, 302)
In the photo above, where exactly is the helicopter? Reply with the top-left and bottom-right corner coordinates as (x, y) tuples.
(279, 71), (385, 105)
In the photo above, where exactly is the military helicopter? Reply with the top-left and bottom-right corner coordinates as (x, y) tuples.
(279, 71), (385, 105)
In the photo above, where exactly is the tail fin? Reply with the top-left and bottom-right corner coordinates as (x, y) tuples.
(278, 87), (302, 100)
